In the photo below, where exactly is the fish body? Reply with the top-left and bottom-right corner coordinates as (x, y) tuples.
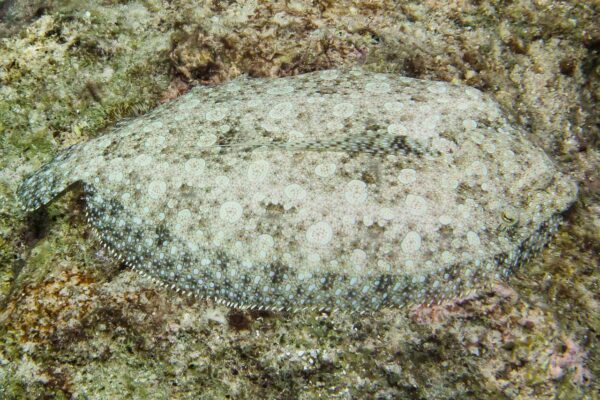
(18, 69), (577, 311)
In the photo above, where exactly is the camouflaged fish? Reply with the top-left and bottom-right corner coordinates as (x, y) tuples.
(17, 69), (577, 312)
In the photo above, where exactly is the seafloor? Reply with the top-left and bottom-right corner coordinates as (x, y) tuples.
(0, 1), (598, 399)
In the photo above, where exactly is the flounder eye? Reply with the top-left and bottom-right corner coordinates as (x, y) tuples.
(501, 208), (519, 227)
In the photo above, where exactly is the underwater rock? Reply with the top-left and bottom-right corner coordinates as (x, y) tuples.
(17, 69), (577, 312)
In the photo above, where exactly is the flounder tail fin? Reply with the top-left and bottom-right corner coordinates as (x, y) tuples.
(17, 144), (84, 212)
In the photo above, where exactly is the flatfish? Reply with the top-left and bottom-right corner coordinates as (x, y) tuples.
(17, 69), (577, 312)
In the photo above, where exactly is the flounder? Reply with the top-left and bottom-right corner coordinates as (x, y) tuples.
(17, 69), (577, 312)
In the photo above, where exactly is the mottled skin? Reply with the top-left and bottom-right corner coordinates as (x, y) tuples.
(17, 69), (577, 312)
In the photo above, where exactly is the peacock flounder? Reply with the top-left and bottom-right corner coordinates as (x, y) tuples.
(17, 69), (577, 312)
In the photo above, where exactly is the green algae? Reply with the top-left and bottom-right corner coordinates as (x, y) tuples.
(0, 2), (173, 300)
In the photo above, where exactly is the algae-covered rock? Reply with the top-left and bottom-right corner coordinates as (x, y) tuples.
(17, 69), (577, 312)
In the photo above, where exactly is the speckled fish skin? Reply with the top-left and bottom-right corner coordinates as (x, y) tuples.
(18, 68), (577, 312)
